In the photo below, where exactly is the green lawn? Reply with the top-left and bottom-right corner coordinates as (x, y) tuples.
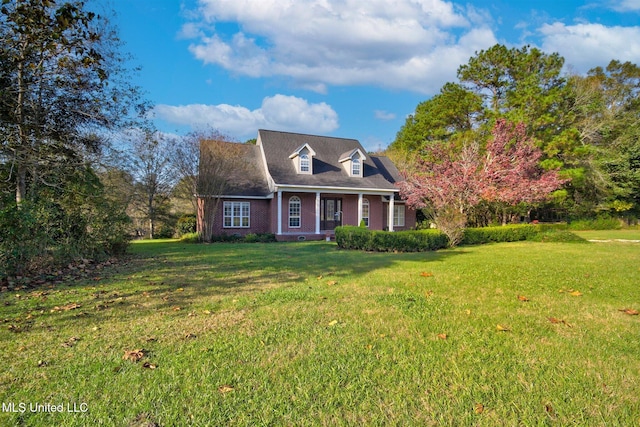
(1, 238), (639, 426)
(574, 229), (640, 241)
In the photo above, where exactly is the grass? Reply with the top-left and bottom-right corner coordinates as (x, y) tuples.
(573, 228), (640, 241)
(1, 237), (639, 426)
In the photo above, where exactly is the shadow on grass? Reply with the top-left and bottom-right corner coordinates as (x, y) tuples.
(0, 241), (466, 331)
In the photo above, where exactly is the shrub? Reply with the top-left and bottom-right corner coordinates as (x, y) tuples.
(461, 224), (538, 245)
(179, 232), (201, 243)
(335, 226), (448, 252)
(568, 217), (623, 230)
(530, 230), (588, 243)
(176, 214), (197, 236)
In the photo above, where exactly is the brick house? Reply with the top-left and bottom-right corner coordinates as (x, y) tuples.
(197, 130), (416, 241)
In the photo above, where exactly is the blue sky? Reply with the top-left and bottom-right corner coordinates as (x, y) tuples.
(113, 0), (640, 151)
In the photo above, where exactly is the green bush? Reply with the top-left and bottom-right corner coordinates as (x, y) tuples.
(461, 224), (538, 245)
(335, 226), (448, 252)
(568, 217), (622, 230)
(530, 230), (588, 243)
(176, 214), (197, 236)
(179, 232), (201, 243)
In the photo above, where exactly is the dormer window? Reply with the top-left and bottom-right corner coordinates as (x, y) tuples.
(352, 158), (361, 176)
(300, 153), (310, 172)
(339, 148), (366, 178)
(289, 143), (316, 174)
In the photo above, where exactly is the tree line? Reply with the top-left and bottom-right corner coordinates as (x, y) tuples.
(0, 0), (240, 278)
(2, 2), (638, 275)
(390, 44), (640, 228)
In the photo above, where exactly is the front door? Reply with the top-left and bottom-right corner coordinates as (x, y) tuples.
(320, 198), (342, 230)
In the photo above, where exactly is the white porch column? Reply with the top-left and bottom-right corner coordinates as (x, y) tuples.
(388, 194), (395, 232)
(277, 190), (282, 235)
(315, 192), (321, 234)
(357, 193), (363, 225)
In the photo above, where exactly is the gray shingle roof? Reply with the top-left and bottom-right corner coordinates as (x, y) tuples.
(258, 130), (399, 191)
(201, 141), (271, 197)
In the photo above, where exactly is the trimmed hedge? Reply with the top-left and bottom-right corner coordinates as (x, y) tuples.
(335, 226), (448, 252)
(336, 223), (584, 252)
(461, 224), (538, 245)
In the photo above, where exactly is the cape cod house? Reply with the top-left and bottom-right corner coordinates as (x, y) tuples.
(197, 130), (416, 241)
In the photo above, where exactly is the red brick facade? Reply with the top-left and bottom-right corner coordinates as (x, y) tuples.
(198, 193), (416, 240)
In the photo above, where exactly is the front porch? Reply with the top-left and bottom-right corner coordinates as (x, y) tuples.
(273, 188), (400, 238)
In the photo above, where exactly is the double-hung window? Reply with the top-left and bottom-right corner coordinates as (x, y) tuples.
(352, 158), (361, 176)
(223, 201), (250, 228)
(289, 196), (301, 228)
(362, 198), (369, 227)
(393, 205), (405, 227)
(300, 154), (310, 173)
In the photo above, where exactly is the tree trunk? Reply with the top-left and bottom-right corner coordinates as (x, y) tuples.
(198, 198), (219, 242)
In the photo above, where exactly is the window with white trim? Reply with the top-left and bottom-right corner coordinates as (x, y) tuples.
(300, 154), (310, 173)
(362, 198), (369, 227)
(289, 196), (301, 228)
(393, 205), (405, 227)
(223, 201), (250, 228)
(352, 158), (361, 176)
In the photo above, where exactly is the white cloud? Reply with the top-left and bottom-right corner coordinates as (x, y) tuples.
(539, 22), (640, 72)
(609, 0), (640, 12)
(152, 94), (339, 138)
(374, 110), (396, 121)
(182, 0), (497, 94)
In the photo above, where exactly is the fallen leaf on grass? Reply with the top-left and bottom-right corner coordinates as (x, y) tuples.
(420, 272), (433, 277)
(619, 308), (639, 316)
(425, 290), (434, 297)
(517, 295), (530, 302)
(203, 310), (211, 315)
(123, 349), (145, 362)
(547, 317), (573, 327)
(437, 333), (447, 340)
(172, 306), (181, 311)
(496, 324), (510, 332)
(50, 303), (81, 313)
(328, 320), (338, 327)
(544, 403), (556, 419)
(176, 288), (184, 292)
(326, 280), (337, 286)
(218, 385), (234, 393)
(184, 333), (197, 339)
(62, 337), (80, 348)
(570, 290), (583, 297)
(142, 362), (157, 369)
(474, 403), (484, 414)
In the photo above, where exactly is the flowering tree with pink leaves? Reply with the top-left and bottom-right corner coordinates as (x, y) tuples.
(481, 120), (567, 224)
(398, 119), (567, 246)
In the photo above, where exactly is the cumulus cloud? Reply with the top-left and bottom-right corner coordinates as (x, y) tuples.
(152, 94), (339, 138)
(181, 0), (497, 94)
(374, 110), (396, 121)
(539, 22), (640, 72)
(609, 0), (640, 12)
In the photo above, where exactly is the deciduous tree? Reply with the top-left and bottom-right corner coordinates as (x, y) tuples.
(398, 119), (566, 245)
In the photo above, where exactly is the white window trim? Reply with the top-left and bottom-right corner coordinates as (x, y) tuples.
(393, 204), (405, 227)
(223, 201), (250, 228)
(288, 196), (301, 228)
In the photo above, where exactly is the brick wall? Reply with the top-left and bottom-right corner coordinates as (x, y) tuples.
(197, 198), (271, 237)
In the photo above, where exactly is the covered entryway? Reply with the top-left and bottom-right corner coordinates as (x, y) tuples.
(320, 197), (342, 230)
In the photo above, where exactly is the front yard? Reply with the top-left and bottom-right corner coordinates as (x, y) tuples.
(1, 236), (639, 425)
